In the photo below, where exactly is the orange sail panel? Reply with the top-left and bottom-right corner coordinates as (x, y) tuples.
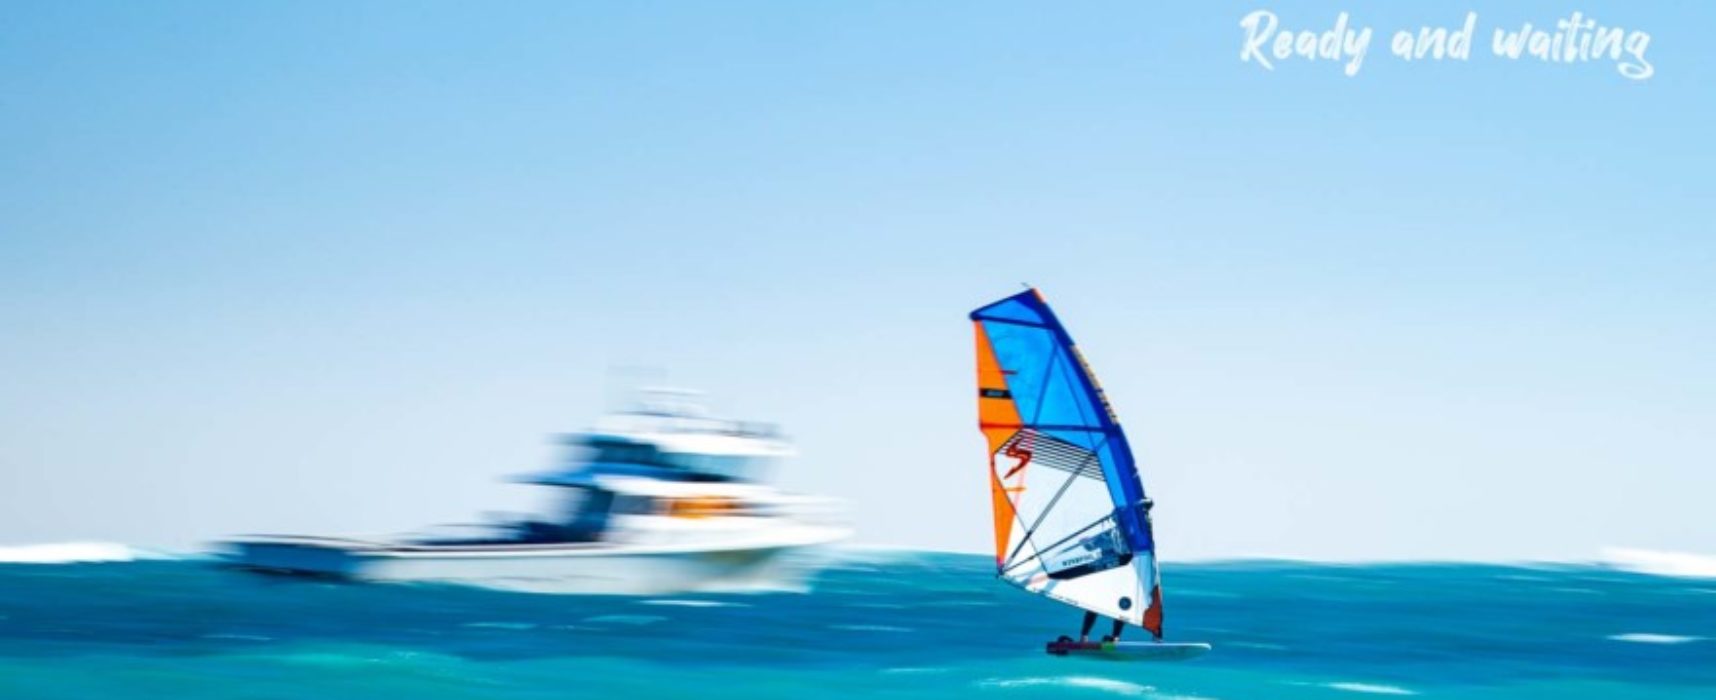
(975, 320), (1026, 564)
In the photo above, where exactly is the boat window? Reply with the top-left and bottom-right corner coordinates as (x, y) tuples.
(609, 494), (659, 516)
(586, 443), (664, 466)
(573, 439), (777, 482)
(659, 453), (774, 481)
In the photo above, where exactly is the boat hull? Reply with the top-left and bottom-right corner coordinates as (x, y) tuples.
(225, 532), (845, 595)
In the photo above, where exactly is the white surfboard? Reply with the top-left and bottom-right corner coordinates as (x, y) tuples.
(971, 289), (1212, 660)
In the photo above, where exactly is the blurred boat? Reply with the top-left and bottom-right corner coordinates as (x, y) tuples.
(223, 390), (850, 594)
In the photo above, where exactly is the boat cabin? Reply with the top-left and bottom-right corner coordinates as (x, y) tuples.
(423, 396), (796, 547)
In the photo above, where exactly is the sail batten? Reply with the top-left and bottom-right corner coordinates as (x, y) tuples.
(971, 289), (1165, 639)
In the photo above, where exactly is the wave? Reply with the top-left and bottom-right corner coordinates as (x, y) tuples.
(978, 676), (1216, 700)
(0, 541), (151, 564)
(826, 543), (977, 566)
(641, 599), (746, 608)
(828, 623), (914, 633)
(1608, 633), (1703, 645)
(1227, 641), (1288, 651)
(1601, 548), (1716, 579)
(462, 621), (537, 631)
(1325, 682), (1417, 696)
(978, 676), (1153, 696)
(581, 614), (667, 626)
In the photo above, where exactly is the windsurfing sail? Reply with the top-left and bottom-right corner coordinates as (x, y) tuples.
(971, 288), (1165, 639)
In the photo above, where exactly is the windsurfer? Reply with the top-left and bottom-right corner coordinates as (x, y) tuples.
(1079, 610), (1126, 643)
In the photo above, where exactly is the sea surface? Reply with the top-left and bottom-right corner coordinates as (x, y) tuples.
(1, 549), (1713, 699)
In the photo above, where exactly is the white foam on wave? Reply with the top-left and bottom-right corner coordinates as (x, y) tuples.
(463, 621), (537, 631)
(978, 677), (1215, 700)
(0, 541), (139, 564)
(582, 614), (666, 626)
(640, 599), (745, 608)
(1325, 682), (1417, 696)
(1602, 548), (1716, 579)
(827, 543), (980, 566)
(201, 633), (274, 641)
(979, 676), (1153, 696)
(829, 623), (914, 633)
(1608, 633), (1702, 645)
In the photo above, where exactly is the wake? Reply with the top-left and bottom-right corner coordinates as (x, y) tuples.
(0, 541), (146, 564)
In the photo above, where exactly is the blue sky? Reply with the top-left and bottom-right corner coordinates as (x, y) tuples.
(2, 1), (1711, 559)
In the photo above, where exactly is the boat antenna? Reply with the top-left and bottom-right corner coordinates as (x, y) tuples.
(605, 364), (665, 413)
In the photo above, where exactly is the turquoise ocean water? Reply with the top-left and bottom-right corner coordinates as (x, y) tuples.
(1, 551), (1712, 699)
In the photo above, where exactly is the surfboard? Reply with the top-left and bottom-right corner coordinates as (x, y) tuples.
(1045, 639), (1213, 661)
(970, 289), (1211, 660)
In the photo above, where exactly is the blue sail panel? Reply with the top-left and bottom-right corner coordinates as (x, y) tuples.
(971, 289), (1151, 548)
